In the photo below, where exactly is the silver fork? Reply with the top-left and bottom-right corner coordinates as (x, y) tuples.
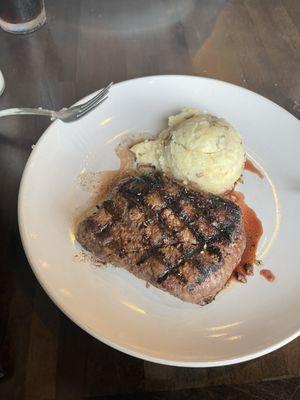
(0, 82), (113, 122)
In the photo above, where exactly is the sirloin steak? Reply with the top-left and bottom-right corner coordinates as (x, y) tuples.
(77, 171), (246, 305)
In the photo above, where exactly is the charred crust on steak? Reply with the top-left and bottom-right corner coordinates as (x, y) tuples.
(76, 171), (245, 305)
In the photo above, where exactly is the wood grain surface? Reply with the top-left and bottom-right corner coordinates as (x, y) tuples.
(0, 0), (299, 399)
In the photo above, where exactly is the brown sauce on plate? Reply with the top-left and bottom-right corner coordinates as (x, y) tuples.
(73, 134), (151, 229)
(94, 134), (156, 201)
(260, 269), (275, 282)
(93, 138), (137, 201)
(245, 159), (264, 179)
(225, 191), (263, 282)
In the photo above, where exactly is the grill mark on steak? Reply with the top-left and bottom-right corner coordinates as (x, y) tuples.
(117, 175), (208, 283)
(76, 171), (246, 305)
(118, 174), (183, 273)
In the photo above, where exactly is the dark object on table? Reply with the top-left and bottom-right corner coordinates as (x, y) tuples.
(0, 0), (46, 34)
(77, 171), (245, 305)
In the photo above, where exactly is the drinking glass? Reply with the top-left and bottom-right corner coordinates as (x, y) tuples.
(0, 0), (46, 34)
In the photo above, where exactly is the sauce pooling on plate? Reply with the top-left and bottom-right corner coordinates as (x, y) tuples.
(225, 191), (263, 282)
(244, 158), (264, 179)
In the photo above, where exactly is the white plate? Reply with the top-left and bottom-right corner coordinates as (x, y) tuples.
(18, 75), (300, 367)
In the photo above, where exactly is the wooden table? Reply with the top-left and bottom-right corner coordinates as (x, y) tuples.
(0, 1), (299, 399)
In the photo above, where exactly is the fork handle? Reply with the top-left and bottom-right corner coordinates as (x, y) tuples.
(0, 107), (58, 119)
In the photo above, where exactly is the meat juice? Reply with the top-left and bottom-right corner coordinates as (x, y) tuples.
(260, 269), (275, 282)
(244, 158), (264, 179)
(226, 191), (263, 281)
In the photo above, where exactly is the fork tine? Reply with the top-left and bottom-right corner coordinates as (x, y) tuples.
(79, 82), (113, 111)
(76, 96), (108, 119)
(80, 86), (110, 110)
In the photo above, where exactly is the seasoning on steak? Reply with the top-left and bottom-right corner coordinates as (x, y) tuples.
(76, 171), (246, 305)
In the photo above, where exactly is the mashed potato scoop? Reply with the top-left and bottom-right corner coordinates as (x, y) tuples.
(131, 109), (245, 194)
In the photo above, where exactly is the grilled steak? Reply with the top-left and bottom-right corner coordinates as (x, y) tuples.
(77, 171), (246, 305)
